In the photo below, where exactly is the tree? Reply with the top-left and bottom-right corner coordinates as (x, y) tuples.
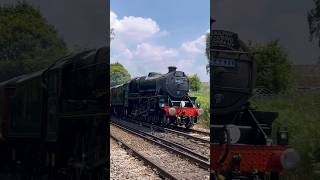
(188, 74), (201, 92)
(250, 40), (292, 93)
(308, 0), (320, 47)
(110, 62), (131, 87)
(0, 2), (67, 81)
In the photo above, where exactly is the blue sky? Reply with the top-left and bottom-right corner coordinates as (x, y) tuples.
(111, 0), (210, 81)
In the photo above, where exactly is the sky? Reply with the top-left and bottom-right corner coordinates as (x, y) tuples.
(110, 0), (210, 82)
(213, 0), (320, 64)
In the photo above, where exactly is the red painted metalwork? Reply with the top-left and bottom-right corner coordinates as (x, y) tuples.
(162, 106), (200, 117)
(210, 144), (288, 174)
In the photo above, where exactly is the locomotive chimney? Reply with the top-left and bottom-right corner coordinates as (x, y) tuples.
(168, 66), (177, 73)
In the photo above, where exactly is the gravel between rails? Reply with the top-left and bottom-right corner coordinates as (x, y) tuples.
(110, 137), (161, 180)
(192, 126), (210, 134)
(110, 124), (210, 180)
(112, 117), (209, 160)
(153, 131), (210, 159)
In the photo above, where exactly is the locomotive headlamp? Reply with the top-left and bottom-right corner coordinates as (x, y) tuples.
(168, 107), (176, 116)
(280, 148), (300, 170)
(197, 108), (204, 116)
(180, 101), (186, 107)
(226, 124), (241, 144)
(277, 127), (288, 145)
(160, 103), (165, 107)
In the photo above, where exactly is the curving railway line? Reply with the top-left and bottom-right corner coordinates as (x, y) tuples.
(111, 116), (210, 158)
(113, 116), (209, 142)
(110, 120), (210, 179)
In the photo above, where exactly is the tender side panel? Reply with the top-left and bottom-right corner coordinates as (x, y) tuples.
(8, 74), (43, 138)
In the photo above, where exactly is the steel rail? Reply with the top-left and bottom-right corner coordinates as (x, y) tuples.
(163, 127), (210, 144)
(111, 134), (179, 180)
(113, 116), (210, 143)
(112, 121), (208, 161)
(110, 122), (210, 170)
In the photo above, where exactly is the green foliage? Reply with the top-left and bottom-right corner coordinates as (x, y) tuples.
(188, 74), (201, 92)
(250, 40), (293, 93)
(189, 85), (210, 128)
(308, 0), (320, 47)
(110, 62), (131, 87)
(0, 2), (67, 81)
(251, 91), (320, 179)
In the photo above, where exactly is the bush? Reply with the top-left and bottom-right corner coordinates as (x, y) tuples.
(250, 40), (293, 93)
(190, 86), (210, 128)
(110, 62), (131, 87)
(0, 2), (67, 81)
(251, 91), (320, 179)
(188, 74), (201, 91)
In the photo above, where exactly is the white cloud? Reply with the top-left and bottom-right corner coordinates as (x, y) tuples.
(180, 35), (206, 54)
(110, 11), (209, 82)
(134, 43), (178, 61)
(111, 11), (163, 43)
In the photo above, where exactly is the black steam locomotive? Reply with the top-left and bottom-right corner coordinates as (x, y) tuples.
(0, 47), (108, 179)
(210, 30), (299, 179)
(111, 66), (203, 128)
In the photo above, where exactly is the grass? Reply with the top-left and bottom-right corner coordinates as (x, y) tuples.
(251, 90), (320, 179)
(189, 83), (210, 129)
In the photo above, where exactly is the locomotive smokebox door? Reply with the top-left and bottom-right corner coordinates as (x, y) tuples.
(210, 30), (256, 115)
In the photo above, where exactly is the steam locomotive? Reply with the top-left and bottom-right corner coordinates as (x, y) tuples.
(210, 30), (299, 179)
(0, 47), (108, 179)
(110, 66), (203, 128)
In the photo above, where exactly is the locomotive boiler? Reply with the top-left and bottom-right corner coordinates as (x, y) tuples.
(210, 30), (299, 179)
(111, 66), (203, 128)
(129, 66), (189, 98)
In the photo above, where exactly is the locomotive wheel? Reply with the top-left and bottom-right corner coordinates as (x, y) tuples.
(185, 117), (193, 129)
(262, 173), (279, 180)
(160, 115), (169, 127)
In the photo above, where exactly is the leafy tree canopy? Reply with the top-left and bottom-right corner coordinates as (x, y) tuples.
(110, 62), (131, 87)
(0, 2), (67, 81)
(188, 74), (201, 92)
(250, 40), (293, 93)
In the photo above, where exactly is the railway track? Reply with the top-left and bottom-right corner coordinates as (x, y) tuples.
(163, 127), (210, 144)
(110, 121), (210, 179)
(110, 135), (176, 179)
(111, 116), (210, 158)
(112, 116), (210, 142)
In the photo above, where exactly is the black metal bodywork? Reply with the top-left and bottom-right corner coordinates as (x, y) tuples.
(0, 47), (109, 179)
(111, 67), (198, 127)
(128, 66), (189, 98)
(210, 30), (271, 145)
(210, 30), (291, 179)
